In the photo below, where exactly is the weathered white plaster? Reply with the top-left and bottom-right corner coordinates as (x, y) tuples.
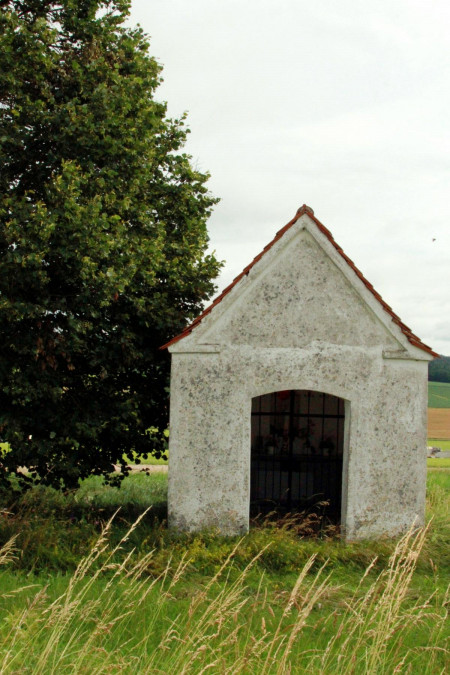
(168, 212), (432, 539)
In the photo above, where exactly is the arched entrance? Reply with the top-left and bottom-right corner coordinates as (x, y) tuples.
(250, 390), (345, 522)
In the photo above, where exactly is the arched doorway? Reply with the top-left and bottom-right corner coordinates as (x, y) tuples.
(250, 390), (345, 522)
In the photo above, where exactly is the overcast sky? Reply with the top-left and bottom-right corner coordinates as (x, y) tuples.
(130, 0), (449, 355)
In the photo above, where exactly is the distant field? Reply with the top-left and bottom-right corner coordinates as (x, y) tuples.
(428, 439), (450, 451)
(428, 381), (450, 408)
(428, 408), (450, 441)
(427, 457), (450, 468)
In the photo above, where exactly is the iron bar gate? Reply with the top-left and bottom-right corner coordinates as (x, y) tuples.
(250, 390), (345, 522)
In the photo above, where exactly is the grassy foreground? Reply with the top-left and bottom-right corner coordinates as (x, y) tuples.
(0, 470), (448, 673)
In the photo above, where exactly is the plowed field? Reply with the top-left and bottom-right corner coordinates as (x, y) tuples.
(428, 408), (450, 440)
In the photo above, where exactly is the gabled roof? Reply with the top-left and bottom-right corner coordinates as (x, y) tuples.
(162, 205), (437, 356)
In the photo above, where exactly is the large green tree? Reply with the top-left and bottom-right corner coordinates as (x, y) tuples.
(0, 0), (221, 488)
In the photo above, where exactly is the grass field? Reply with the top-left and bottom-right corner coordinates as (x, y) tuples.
(427, 457), (450, 468)
(122, 452), (168, 466)
(0, 468), (448, 673)
(428, 438), (450, 450)
(428, 381), (450, 408)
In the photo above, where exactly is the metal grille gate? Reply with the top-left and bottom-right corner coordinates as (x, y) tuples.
(250, 390), (345, 521)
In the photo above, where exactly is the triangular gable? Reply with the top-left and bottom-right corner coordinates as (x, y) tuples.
(162, 205), (437, 357)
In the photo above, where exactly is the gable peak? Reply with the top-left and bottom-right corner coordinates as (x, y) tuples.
(162, 205), (437, 357)
(296, 204), (314, 216)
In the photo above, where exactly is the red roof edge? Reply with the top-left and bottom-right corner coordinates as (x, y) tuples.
(161, 205), (438, 357)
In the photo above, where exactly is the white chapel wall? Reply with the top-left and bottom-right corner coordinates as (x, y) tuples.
(168, 214), (431, 539)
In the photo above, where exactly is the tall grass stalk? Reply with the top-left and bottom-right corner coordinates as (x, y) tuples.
(0, 521), (447, 674)
(317, 523), (448, 674)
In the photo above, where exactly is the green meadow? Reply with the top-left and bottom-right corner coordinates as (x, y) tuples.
(428, 381), (450, 408)
(0, 468), (448, 673)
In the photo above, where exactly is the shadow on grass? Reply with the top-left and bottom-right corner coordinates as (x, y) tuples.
(0, 469), (448, 578)
(0, 472), (168, 572)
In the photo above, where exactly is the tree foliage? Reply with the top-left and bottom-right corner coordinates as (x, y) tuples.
(0, 0), (221, 488)
(429, 355), (450, 383)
